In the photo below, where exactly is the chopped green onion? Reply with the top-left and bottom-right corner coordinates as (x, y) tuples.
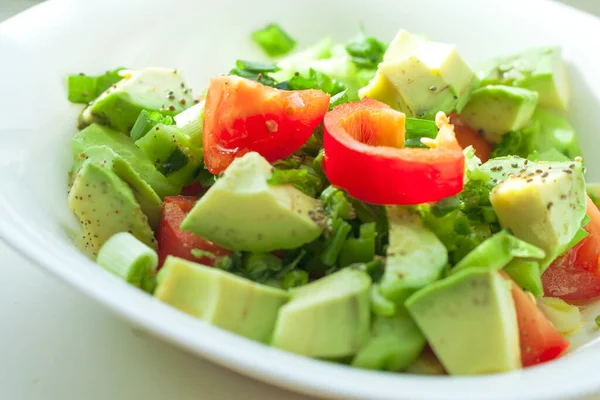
(236, 60), (281, 73)
(405, 118), (438, 139)
(282, 269), (309, 289)
(321, 186), (355, 220)
(158, 147), (190, 177)
(252, 23), (296, 57)
(370, 284), (396, 317)
(197, 169), (217, 188)
(241, 252), (283, 283)
(339, 222), (376, 267)
(321, 218), (353, 266)
(213, 255), (233, 271)
(359, 257), (385, 281)
(130, 110), (173, 141)
(596, 315), (600, 327)
(267, 167), (322, 198)
(190, 249), (216, 260)
(96, 232), (158, 293)
(329, 88), (349, 109)
(345, 31), (386, 69)
(404, 138), (428, 148)
(312, 149), (325, 179)
(229, 68), (277, 87)
(430, 196), (461, 217)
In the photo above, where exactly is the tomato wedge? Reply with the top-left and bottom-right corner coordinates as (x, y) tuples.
(203, 76), (330, 174)
(542, 196), (600, 301)
(500, 271), (569, 367)
(157, 196), (231, 268)
(449, 113), (492, 163)
(323, 98), (465, 205)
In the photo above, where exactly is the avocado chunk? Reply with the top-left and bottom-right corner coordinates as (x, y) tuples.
(478, 47), (570, 110)
(72, 124), (181, 198)
(271, 267), (371, 358)
(485, 157), (586, 270)
(406, 269), (521, 375)
(154, 257), (289, 343)
(460, 85), (539, 143)
(181, 152), (325, 252)
(72, 145), (162, 229)
(531, 107), (581, 158)
(351, 308), (426, 372)
(134, 123), (202, 187)
(452, 230), (545, 273)
(379, 206), (448, 304)
(81, 68), (194, 133)
(68, 161), (156, 256)
(503, 259), (544, 298)
(360, 30), (478, 119)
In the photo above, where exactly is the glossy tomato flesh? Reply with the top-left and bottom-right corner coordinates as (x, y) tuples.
(500, 272), (569, 367)
(157, 196), (231, 268)
(449, 113), (492, 162)
(542, 196), (600, 301)
(203, 76), (330, 174)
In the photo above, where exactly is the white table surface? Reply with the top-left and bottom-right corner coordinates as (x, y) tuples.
(1, 1), (600, 400)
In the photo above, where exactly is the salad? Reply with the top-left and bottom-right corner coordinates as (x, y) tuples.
(65, 24), (600, 376)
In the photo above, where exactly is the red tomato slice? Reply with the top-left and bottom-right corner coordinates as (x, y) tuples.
(157, 196), (231, 268)
(179, 181), (209, 197)
(542, 196), (600, 301)
(203, 76), (330, 174)
(323, 98), (465, 205)
(449, 113), (492, 163)
(500, 271), (569, 367)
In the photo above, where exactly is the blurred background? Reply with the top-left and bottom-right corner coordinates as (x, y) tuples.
(0, 1), (599, 400)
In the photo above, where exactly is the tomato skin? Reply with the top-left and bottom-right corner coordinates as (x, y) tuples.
(203, 76), (330, 174)
(542, 196), (600, 301)
(500, 272), (569, 367)
(449, 113), (492, 162)
(323, 98), (464, 205)
(157, 196), (231, 268)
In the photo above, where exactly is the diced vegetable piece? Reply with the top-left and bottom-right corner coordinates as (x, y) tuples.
(157, 196), (231, 268)
(542, 196), (600, 300)
(130, 110), (174, 141)
(537, 297), (582, 334)
(96, 232), (158, 292)
(503, 259), (544, 298)
(203, 76), (329, 174)
(252, 23), (296, 57)
(323, 98), (464, 205)
(452, 230), (545, 274)
(67, 74), (98, 104)
(500, 272), (569, 367)
(339, 222), (376, 267)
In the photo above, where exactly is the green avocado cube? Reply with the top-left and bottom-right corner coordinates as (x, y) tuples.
(479, 47), (570, 110)
(460, 85), (539, 143)
(81, 68), (194, 133)
(72, 124), (181, 198)
(486, 158), (586, 271)
(360, 30), (479, 119)
(181, 152), (325, 252)
(271, 268), (371, 358)
(532, 107), (581, 158)
(71, 145), (162, 229)
(68, 161), (156, 257)
(406, 269), (521, 375)
(379, 206), (448, 304)
(134, 123), (201, 187)
(155, 257), (290, 343)
(351, 309), (426, 372)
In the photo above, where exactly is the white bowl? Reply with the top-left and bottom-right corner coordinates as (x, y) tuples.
(2, 0), (600, 398)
